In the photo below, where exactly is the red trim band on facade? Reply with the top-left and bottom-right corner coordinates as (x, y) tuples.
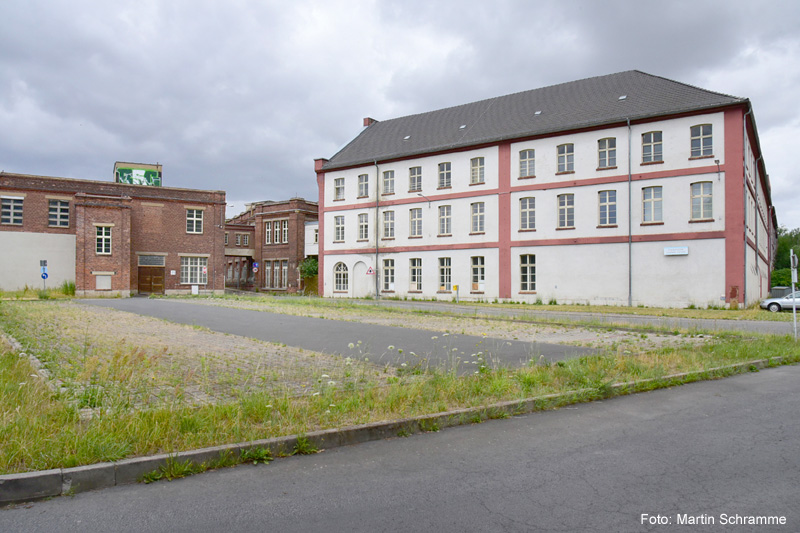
(723, 107), (745, 304)
(498, 143), (512, 298)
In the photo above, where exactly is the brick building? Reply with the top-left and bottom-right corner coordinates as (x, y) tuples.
(0, 171), (226, 296)
(225, 198), (318, 292)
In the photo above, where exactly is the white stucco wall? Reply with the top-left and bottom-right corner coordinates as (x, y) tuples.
(0, 232), (75, 290)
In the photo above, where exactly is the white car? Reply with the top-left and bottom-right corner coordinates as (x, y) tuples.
(760, 291), (800, 312)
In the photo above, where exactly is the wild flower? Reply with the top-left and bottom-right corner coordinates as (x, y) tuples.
(312, 392), (320, 396)
(431, 336), (438, 340)
(348, 343), (355, 349)
(401, 363), (407, 367)
(321, 374), (330, 378)
(327, 380), (335, 386)
(388, 345), (395, 350)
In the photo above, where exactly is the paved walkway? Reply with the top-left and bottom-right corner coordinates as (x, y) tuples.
(81, 299), (595, 374)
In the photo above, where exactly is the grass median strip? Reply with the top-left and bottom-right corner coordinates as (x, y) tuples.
(1, 298), (799, 477)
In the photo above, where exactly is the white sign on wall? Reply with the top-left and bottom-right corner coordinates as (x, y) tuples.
(664, 246), (689, 256)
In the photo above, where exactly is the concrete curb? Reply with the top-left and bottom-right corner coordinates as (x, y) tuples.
(0, 355), (787, 506)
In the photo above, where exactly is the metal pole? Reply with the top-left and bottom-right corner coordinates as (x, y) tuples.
(792, 250), (797, 341)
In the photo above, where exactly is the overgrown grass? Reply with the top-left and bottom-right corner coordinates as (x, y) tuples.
(0, 281), (76, 300)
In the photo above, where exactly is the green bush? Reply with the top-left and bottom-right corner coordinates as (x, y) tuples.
(299, 257), (318, 279)
(770, 269), (792, 289)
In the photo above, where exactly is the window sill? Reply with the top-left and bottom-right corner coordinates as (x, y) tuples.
(469, 232), (485, 236)
(381, 237), (395, 241)
(333, 240), (344, 243)
(689, 218), (714, 223)
(470, 291), (485, 295)
(409, 236), (423, 239)
(381, 290), (395, 294)
(1, 223), (22, 226)
(518, 175), (536, 180)
(597, 224), (618, 229)
(597, 166), (618, 171)
(555, 226), (575, 230)
(640, 221), (664, 226)
(437, 186), (452, 190)
(518, 291), (537, 295)
(357, 196), (369, 200)
(356, 239), (369, 242)
(437, 234), (452, 238)
(641, 160), (664, 166)
(689, 155), (715, 161)
(408, 290), (422, 294)
(519, 228), (536, 233)
(469, 182), (485, 186)
(333, 198), (345, 202)
(381, 192), (395, 196)
(186, 232), (204, 235)
(408, 190), (422, 194)
(437, 290), (452, 294)
(555, 170), (575, 175)
(333, 291), (348, 294)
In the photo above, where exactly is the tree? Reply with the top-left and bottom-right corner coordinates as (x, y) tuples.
(299, 256), (318, 279)
(774, 226), (800, 270)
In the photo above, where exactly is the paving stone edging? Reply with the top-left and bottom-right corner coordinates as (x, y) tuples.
(0, 354), (786, 506)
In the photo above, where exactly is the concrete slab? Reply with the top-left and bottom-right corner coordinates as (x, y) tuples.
(0, 469), (61, 505)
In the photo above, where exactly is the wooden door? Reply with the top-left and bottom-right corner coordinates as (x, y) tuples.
(138, 267), (165, 294)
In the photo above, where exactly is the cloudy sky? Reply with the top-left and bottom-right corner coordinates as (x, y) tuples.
(1, 0), (799, 227)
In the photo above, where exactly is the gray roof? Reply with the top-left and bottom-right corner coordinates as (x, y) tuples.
(322, 70), (746, 170)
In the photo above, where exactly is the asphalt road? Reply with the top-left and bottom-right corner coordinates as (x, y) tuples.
(3, 364), (798, 532)
(80, 299), (595, 373)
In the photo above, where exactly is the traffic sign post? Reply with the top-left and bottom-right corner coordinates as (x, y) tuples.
(40, 260), (48, 291)
(791, 250), (798, 341)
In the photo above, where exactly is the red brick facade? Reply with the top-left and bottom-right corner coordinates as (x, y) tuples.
(225, 198), (317, 292)
(0, 172), (226, 296)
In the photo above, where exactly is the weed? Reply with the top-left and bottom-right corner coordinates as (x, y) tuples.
(240, 447), (273, 465)
(292, 436), (318, 455)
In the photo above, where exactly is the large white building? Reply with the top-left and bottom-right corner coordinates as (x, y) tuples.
(314, 71), (777, 308)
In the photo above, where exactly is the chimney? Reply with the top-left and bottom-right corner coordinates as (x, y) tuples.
(363, 117), (377, 127)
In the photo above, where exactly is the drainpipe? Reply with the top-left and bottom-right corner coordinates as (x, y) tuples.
(374, 160), (380, 299)
(627, 118), (633, 307)
(742, 108), (753, 308)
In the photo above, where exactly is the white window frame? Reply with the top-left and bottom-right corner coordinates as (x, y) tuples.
(1, 197), (23, 225)
(243, 234), (250, 246)
(95, 226), (112, 255)
(334, 262), (348, 291)
(358, 174), (369, 197)
(358, 213), (369, 240)
(438, 257), (452, 291)
(520, 197), (535, 230)
(180, 256), (208, 285)
(438, 162), (451, 189)
(471, 256), (485, 292)
(334, 215), (345, 242)
(643, 186), (663, 223)
(598, 190), (617, 226)
(410, 208), (422, 237)
(265, 221), (272, 244)
(519, 149), (535, 178)
(409, 167), (422, 192)
(48, 200), (69, 227)
(382, 170), (395, 195)
(470, 157), (485, 184)
(557, 144), (574, 173)
(438, 205), (451, 236)
(281, 220), (289, 243)
(557, 194), (574, 228)
(409, 258), (422, 291)
(642, 131), (663, 163)
(520, 254), (536, 292)
(334, 177), (345, 200)
(383, 210), (395, 238)
(186, 209), (203, 234)
(598, 138), (616, 168)
(235, 234), (242, 246)
(690, 125), (713, 158)
(691, 182), (713, 220)
(471, 202), (485, 233)
(382, 258), (395, 291)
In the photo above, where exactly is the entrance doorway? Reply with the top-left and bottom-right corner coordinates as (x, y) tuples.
(138, 266), (165, 295)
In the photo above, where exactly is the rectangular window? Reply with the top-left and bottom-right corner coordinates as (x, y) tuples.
(243, 234), (250, 246)
(265, 222), (272, 244)
(409, 258), (422, 291)
(438, 162), (451, 188)
(643, 186), (663, 223)
(520, 254), (536, 291)
(313, 229), (318, 243)
(180, 256), (208, 285)
(691, 125), (713, 157)
(519, 149), (535, 178)
(557, 194), (574, 228)
(282, 220), (289, 243)
(598, 138), (616, 168)
(383, 259), (395, 291)
(334, 177), (345, 200)
(334, 215), (345, 242)
(557, 144), (574, 173)
(224, 233), (229, 246)
(471, 202), (485, 233)
(358, 213), (369, 240)
(471, 256), (485, 292)
(438, 205), (451, 236)
(281, 260), (288, 289)
(96, 226), (111, 255)
(642, 131), (663, 163)
(264, 261), (272, 288)
(186, 209), (203, 234)
(409, 167), (422, 192)
(470, 157), (485, 184)
(383, 210), (395, 238)
(274, 222), (281, 244)
(1, 197), (23, 225)
(598, 190), (617, 226)
(439, 257), (452, 291)
(48, 200), (69, 227)
(358, 174), (369, 197)
(382, 170), (395, 195)
(235, 234), (242, 246)
(691, 182), (713, 220)
(410, 208), (422, 237)
(520, 197), (535, 230)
